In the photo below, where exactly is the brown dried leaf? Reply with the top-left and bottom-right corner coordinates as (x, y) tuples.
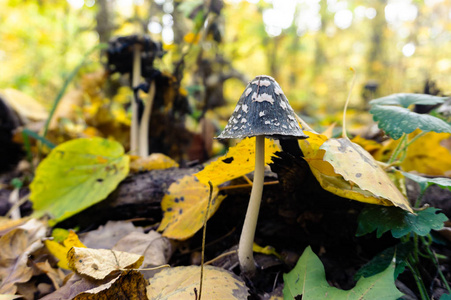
(67, 247), (144, 280)
(74, 270), (148, 300)
(81, 221), (143, 250)
(0, 229), (42, 294)
(112, 231), (172, 267)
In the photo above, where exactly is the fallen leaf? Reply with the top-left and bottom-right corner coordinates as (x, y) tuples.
(0, 88), (48, 121)
(195, 137), (280, 186)
(45, 230), (86, 270)
(320, 138), (413, 212)
(299, 131), (411, 210)
(113, 231), (172, 267)
(81, 221), (143, 250)
(283, 246), (403, 299)
(401, 132), (451, 176)
(0, 229), (42, 294)
(35, 260), (66, 290)
(0, 295), (22, 300)
(146, 265), (248, 299)
(74, 270), (148, 300)
(30, 137), (130, 225)
(129, 153), (179, 173)
(67, 247), (144, 280)
(158, 175), (226, 240)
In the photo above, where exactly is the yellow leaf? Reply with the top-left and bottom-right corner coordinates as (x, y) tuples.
(401, 132), (451, 176)
(253, 243), (282, 260)
(158, 175), (226, 240)
(299, 131), (413, 212)
(129, 153), (179, 173)
(0, 88), (48, 121)
(195, 137), (280, 186)
(67, 247), (143, 280)
(183, 32), (200, 44)
(146, 265), (248, 299)
(45, 230), (86, 270)
(351, 135), (382, 155)
(321, 138), (413, 213)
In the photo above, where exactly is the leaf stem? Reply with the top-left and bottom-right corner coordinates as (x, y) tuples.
(407, 257), (430, 300)
(420, 236), (451, 293)
(388, 134), (407, 164)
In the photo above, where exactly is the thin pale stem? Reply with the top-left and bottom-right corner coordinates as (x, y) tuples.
(238, 136), (265, 276)
(130, 44), (141, 155)
(139, 80), (156, 157)
(388, 134), (407, 164)
(199, 182), (213, 300)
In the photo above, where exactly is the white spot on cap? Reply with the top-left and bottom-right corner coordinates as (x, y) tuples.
(265, 120), (271, 125)
(241, 118), (247, 123)
(245, 88), (252, 96)
(234, 105), (241, 112)
(259, 111), (265, 117)
(242, 104), (249, 113)
(232, 118), (238, 124)
(282, 125), (288, 129)
(251, 80), (271, 87)
(288, 115), (296, 121)
(274, 122), (280, 126)
(233, 126), (238, 130)
(280, 101), (287, 110)
(237, 114), (242, 119)
(252, 93), (274, 105)
(274, 86), (283, 95)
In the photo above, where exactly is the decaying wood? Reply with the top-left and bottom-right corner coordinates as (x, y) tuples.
(55, 166), (202, 229)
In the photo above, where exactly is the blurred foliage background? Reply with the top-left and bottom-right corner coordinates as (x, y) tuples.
(1, 0), (451, 124)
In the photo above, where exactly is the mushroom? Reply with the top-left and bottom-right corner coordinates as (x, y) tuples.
(217, 75), (308, 276)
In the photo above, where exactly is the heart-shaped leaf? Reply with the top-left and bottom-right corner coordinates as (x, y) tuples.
(283, 246), (403, 300)
(370, 105), (451, 140)
(30, 138), (130, 225)
(369, 93), (447, 108)
(356, 206), (448, 238)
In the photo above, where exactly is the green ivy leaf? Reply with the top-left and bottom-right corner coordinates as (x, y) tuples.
(354, 241), (412, 280)
(30, 137), (129, 225)
(369, 93), (447, 108)
(402, 172), (451, 194)
(370, 105), (451, 140)
(283, 246), (403, 300)
(356, 206), (448, 238)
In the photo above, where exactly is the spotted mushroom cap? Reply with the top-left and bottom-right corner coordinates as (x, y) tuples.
(217, 75), (308, 140)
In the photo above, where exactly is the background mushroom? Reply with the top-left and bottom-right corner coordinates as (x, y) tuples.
(217, 75), (308, 276)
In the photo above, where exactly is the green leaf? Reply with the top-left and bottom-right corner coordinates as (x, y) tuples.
(356, 206), (448, 238)
(283, 246), (403, 300)
(370, 105), (451, 140)
(369, 93), (447, 108)
(440, 293), (451, 300)
(402, 172), (451, 194)
(354, 242), (412, 280)
(30, 137), (129, 225)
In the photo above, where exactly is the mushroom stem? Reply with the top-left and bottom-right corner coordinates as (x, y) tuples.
(238, 135), (265, 276)
(138, 80), (156, 157)
(130, 43), (141, 155)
